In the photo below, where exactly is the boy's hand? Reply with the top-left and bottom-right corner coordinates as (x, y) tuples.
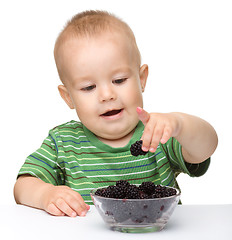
(137, 107), (181, 153)
(136, 107), (218, 164)
(42, 184), (90, 217)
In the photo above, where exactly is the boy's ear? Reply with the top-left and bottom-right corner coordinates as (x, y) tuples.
(58, 85), (75, 109)
(139, 64), (148, 92)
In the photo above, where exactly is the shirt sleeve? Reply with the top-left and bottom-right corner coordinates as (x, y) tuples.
(17, 132), (64, 185)
(160, 137), (210, 177)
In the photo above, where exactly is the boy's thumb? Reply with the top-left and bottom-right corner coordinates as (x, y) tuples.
(136, 107), (150, 125)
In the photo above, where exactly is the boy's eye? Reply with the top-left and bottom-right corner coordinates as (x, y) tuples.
(113, 78), (127, 84)
(81, 85), (96, 91)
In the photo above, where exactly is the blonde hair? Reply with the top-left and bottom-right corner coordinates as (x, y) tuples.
(54, 10), (141, 82)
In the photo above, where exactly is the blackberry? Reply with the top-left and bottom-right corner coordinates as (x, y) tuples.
(115, 180), (131, 198)
(95, 188), (104, 196)
(125, 185), (140, 199)
(139, 191), (149, 199)
(151, 192), (163, 199)
(94, 180), (177, 199)
(114, 186), (127, 199)
(102, 185), (117, 198)
(130, 140), (148, 156)
(93, 181), (179, 227)
(150, 185), (177, 198)
(152, 185), (166, 198)
(165, 187), (177, 197)
(116, 180), (130, 188)
(138, 181), (155, 195)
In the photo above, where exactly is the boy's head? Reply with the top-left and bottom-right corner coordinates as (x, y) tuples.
(54, 10), (148, 143)
(54, 10), (141, 82)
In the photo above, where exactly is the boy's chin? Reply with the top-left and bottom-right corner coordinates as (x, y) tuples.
(96, 126), (136, 143)
(89, 119), (139, 142)
(97, 132), (127, 141)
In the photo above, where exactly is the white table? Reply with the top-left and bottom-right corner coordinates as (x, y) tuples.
(0, 204), (231, 240)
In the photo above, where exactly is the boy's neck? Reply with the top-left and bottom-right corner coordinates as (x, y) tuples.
(97, 129), (135, 148)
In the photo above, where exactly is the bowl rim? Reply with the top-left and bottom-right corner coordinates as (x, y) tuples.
(90, 184), (181, 201)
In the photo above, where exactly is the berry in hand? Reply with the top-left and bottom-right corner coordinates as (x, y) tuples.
(130, 140), (148, 156)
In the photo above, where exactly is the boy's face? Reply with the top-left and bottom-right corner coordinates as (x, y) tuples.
(58, 31), (148, 142)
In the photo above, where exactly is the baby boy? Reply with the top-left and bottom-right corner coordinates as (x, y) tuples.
(14, 10), (218, 217)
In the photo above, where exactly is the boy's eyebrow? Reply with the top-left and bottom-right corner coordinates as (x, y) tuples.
(72, 66), (134, 83)
(73, 75), (93, 82)
(71, 76), (93, 87)
(110, 66), (134, 75)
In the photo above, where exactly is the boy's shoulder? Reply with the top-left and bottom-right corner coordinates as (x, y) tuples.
(50, 120), (84, 134)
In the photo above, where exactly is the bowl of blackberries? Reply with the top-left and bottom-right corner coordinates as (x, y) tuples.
(91, 180), (180, 233)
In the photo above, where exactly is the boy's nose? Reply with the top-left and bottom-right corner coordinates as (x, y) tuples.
(99, 85), (117, 102)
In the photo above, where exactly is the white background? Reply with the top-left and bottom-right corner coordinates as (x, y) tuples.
(0, 0), (231, 205)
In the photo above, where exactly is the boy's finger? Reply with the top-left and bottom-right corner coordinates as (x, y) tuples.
(70, 191), (90, 214)
(160, 126), (172, 144)
(136, 107), (150, 125)
(70, 199), (88, 217)
(149, 124), (164, 152)
(141, 121), (156, 152)
(46, 203), (65, 216)
(56, 198), (77, 217)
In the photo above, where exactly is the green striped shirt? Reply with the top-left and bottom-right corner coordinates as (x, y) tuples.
(18, 120), (210, 204)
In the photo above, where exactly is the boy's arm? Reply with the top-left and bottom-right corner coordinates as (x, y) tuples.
(137, 108), (218, 164)
(173, 112), (218, 163)
(14, 175), (89, 217)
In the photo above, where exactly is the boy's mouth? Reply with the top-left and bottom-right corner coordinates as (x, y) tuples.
(101, 109), (123, 117)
